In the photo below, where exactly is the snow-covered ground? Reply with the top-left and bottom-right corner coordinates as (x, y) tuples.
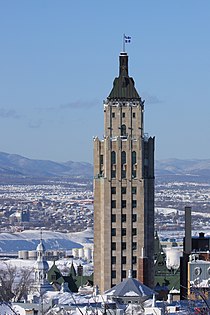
(0, 227), (93, 252)
(0, 227), (94, 278)
(156, 207), (210, 218)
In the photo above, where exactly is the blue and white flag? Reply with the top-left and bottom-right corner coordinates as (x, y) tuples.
(124, 35), (131, 43)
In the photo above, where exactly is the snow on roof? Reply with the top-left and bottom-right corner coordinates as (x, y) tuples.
(0, 303), (25, 315)
(124, 291), (140, 296)
(43, 290), (104, 305)
(105, 277), (155, 301)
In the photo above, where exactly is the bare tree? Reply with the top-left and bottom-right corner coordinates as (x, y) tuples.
(0, 262), (33, 302)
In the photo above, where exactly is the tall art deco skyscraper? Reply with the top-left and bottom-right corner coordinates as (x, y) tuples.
(93, 51), (155, 293)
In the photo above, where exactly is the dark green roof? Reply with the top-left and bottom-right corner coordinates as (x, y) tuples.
(47, 262), (93, 293)
(48, 261), (63, 283)
(69, 261), (77, 277)
(108, 52), (140, 100)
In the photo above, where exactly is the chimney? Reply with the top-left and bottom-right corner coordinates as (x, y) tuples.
(185, 206), (192, 254)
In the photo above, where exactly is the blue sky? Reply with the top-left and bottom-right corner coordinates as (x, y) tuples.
(0, 1), (210, 163)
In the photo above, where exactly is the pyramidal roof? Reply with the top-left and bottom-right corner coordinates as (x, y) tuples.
(105, 274), (155, 302)
(108, 52), (140, 100)
(69, 261), (77, 277)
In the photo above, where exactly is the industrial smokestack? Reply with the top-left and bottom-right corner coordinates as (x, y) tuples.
(184, 206), (192, 254)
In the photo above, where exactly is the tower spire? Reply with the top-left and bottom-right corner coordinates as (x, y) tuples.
(108, 50), (140, 100)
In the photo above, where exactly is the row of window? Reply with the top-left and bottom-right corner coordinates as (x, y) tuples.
(111, 170), (136, 179)
(111, 256), (137, 265)
(111, 151), (137, 179)
(111, 228), (137, 236)
(111, 214), (137, 223)
(112, 112), (136, 118)
(111, 270), (137, 279)
(100, 152), (137, 168)
(111, 186), (136, 194)
(111, 151), (137, 165)
(112, 242), (137, 251)
(111, 200), (137, 209)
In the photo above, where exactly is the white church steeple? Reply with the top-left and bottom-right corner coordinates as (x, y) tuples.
(33, 230), (53, 294)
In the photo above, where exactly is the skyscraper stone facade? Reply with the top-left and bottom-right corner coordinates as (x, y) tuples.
(93, 52), (155, 293)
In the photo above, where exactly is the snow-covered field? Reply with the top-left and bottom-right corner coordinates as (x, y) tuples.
(0, 227), (93, 252)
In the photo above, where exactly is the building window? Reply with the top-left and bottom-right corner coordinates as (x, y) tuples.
(111, 200), (116, 208)
(111, 170), (116, 178)
(122, 214), (126, 222)
(122, 270), (126, 278)
(132, 214), (137, 222)
(132, 151), (136, 164)
(132, 242), (137, 250)
(121, 151), (126, 179)
(132, 152), (137, 178)
(132, 228), (137, 236)
(122, 169), (126, 179)
(99, 154), (104, 176)
(122, 256), (126, 264)
(121, 187), (126, 194)
(111, 151), (116, 164)
(111, 270), (116, 278)
(132, 170), (136, 178)
(122, 200), (126, 208)
(111, 214), (116, 222)
(111, 242), (116, 250)
(112, 228), (116, 236)
(122, 228), (126, 236)
(112, 112), (115, 118)
(132, 187), (137, 194)
(132, 256), (137, 264)
(133, 270), (137, 278)
(122, 112), (125, 118)
(121, 151), (126, 165)
(121, 124), (126, 136)
(122, 170), (126, 179)
(133, 112), (136, 118)
(112, 256), (116, 264)
(122, 242), (126, 250)
(111, 187), (116, 194)
(132, 200), (137, 208)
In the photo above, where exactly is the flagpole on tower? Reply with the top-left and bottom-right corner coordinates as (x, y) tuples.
(123, 34), (131, 52)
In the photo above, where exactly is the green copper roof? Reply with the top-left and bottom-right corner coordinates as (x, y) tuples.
(69, 261), (76, 277)
(108, 52), (140, 100)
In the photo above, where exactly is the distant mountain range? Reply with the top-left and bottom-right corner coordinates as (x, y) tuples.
(0, 151), (93, 180)
(0, 152), (210, 181)
(156, 158), (210, 178)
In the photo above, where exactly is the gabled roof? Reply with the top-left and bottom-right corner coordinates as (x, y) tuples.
(48, 261), (63, 282)
(69, 261), (76, 277)
(105, 275), (155, 302)
(108, 52), (140, 100)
